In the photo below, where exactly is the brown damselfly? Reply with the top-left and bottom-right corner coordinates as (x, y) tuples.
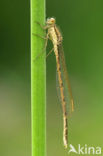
(34, 17), (74, 149)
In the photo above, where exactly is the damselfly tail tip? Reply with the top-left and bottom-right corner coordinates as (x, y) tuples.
(64, 144), (68, 149)
(63, 138), (68, 149)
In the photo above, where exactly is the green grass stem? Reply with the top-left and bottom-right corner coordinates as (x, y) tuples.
(31, 0), (46, 155)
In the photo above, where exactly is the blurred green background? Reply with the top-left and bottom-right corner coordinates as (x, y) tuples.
(1, 0), (103, 156)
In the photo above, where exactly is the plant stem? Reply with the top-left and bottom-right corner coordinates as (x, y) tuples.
(31, 0), (46, 155)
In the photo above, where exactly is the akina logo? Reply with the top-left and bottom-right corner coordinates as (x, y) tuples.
(68, 144), (102, 155)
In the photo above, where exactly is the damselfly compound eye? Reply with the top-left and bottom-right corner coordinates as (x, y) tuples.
(50, 18), (55, 23)
(46, 17), (55, 25)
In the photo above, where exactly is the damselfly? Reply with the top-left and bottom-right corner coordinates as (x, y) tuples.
(35, 17), (74, 149)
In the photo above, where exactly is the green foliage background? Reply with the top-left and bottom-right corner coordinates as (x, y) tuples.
(0, 0), (103, 156)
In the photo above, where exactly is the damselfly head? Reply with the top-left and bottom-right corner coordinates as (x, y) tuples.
(46, 18), (55, 25)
